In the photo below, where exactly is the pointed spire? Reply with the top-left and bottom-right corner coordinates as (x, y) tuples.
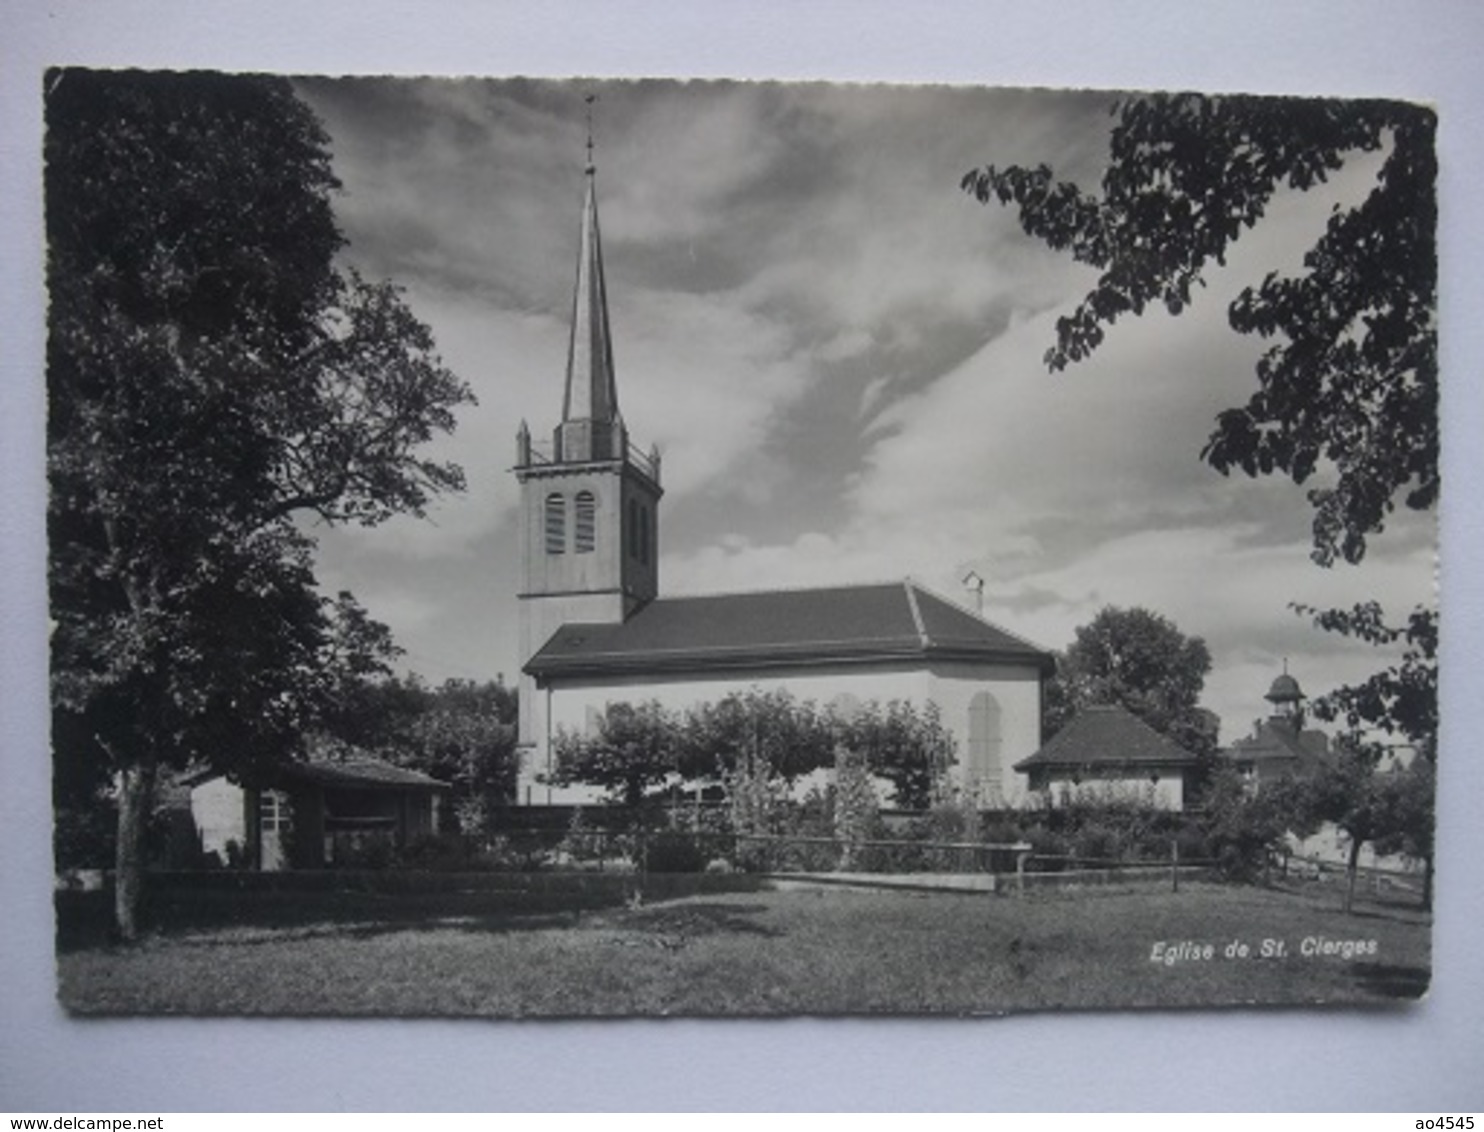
(561, 94), (619, 445)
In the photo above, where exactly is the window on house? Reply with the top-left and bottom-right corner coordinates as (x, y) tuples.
(258, 790), (290, 833)
(575, 491), (596, 553)
(545, 493), (566, 554)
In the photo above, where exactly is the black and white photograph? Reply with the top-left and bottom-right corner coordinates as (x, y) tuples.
(42, 69), (1439, 1019)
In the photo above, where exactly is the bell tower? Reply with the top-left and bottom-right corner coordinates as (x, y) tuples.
(514, 109), (662, 782)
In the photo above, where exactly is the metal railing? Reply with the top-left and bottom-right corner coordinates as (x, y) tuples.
(516, 433), (660, 484)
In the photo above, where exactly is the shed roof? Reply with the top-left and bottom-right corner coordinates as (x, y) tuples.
(1014, 704), (1200, 771)
(524, 579), (1053, 681)
(277, 758), (450, 792)
(184, 757), (449, 793)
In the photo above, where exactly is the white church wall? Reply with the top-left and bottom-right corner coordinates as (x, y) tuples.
(523, 658), (1044, 807)
(925, 660), (1042, 807)
(517, 591), (628, 749)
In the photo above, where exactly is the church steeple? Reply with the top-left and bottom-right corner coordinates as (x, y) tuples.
(512, 97), (662, 789)
(557, 99), (623, 462)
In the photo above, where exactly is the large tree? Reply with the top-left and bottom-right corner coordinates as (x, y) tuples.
(1290, 745), (1432, 914)
(1294, 600), (1437, 908)
(963, 93), (1436, 568)
(963, 92), (1437, 799)
(46, 70), (474, 938)
(1049, 606), (1218, 760)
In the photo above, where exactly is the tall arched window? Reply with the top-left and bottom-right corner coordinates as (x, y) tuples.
(628, 499), (640, 559)
(968, 690), (1003, 802)
(638, 505), (650, 566)
(574, 491), (596, 553)
(545, 493), (566, 555)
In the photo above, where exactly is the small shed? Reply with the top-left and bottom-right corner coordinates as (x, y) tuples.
(189, 757), (450, 870)
(1014, 704), (1201, 811)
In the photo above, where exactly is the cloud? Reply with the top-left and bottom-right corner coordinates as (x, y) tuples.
(289, 77), (1434, 747)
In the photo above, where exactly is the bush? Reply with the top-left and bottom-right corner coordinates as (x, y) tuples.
(644, 830), (708, 873)
(1072, 822), (1123, 864)
(1173, 826), (1212, 864)
(54, 803), (115, 872)
(334, 833), (395, 870)
(398, 832), (479, 871)
(1024, 827), (1072, 871)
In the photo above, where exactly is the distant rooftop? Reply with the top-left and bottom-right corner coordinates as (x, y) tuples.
(1014, 704), (1200, 771)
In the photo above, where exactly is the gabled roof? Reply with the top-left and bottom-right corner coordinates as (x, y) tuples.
(277, 758), (449, 792)
(525, 579), (1052, 681)
(1224, 718), (1330, 770)
(184, 757), (449, 793)
(1014, 704), (1199, 771)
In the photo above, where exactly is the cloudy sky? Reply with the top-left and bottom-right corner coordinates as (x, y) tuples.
(293, 76), (1435, 742)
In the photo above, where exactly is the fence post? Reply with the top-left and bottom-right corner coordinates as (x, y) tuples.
(1013, 841), (1032, 896)
(1171, 837), (1179, 894)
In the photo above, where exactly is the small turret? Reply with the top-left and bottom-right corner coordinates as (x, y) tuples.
(1265, 662), (1305, 732)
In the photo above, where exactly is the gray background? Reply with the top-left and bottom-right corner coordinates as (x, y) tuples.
(2, 0), (1480, 1112)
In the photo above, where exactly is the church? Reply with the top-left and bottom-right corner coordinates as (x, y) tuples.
(512, 145), (1054, 808)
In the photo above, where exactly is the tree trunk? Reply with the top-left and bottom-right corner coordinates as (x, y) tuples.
(1343, 836), (1362, 915)
(114, 761), (156, 942)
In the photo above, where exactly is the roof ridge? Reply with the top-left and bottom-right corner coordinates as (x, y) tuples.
(656, 577), (908, 602)
(905, 577), (1052, 655)
(902, 577), (931, 648)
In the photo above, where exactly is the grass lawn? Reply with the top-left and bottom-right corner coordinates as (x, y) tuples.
(56, 879), (1430, 1016)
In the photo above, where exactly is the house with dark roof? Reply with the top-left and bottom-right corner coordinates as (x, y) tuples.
(1013, 704), (1201, 811)
(1220, 669), (1331, 787)
(511, 144), (1053, 807)
(188, 757), (449, 870)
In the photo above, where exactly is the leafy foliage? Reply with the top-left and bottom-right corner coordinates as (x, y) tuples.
(962, 91), (1439, 908)
(680, 688), (835, 786)
(832, 745), (879, 869)
(553, 700), (680, 807)
(550, 689), (957, 811)
(1291, 601), (1436, 909)
(1198, 766), (1305, 881)
(45, 70), (473, 936)
(317, 675), (518, 835)
(834, 699), (957, 809)
(1295, 601), (1437, 754)
(1047, 606), (1218, 760)
(963, 92), (1436, 567)
(1287, 745), (1429, 912)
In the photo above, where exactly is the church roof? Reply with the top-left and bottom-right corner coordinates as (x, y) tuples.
(524, 579), (1053, 681)
(1013, 704), (1200, 771)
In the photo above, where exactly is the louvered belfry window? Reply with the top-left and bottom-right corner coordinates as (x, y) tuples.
(545, 493), (566, 554)
(575, 491), (596, 553)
